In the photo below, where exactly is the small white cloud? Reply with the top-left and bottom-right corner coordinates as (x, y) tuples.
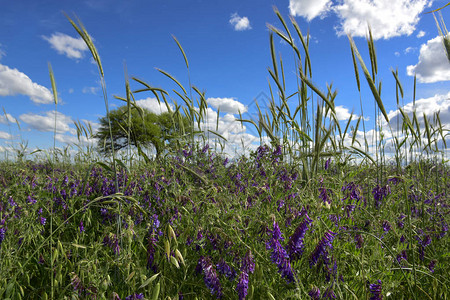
(0, 64), (53, 104)
(207, 97), (247, 114)
(395, 51), (400, 57)
(333, 0), (431, 40)
(19, 110), (73, 133)
(404, 46), (416, 54)
(42, 32), (89, 59)
(229, 13), (252, 31)
(68, 88), (74, 94)
(406, 36), (450, 83)
(136, 97), (173, 114)
(417, 30), (426, 38)
(82, 86), (100, 95)
(289, 0), (333, 21)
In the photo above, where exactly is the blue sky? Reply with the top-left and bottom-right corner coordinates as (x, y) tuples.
(0, 0), (449, 157)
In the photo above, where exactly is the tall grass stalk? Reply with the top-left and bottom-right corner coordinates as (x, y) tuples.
(48, 62), (58, 300)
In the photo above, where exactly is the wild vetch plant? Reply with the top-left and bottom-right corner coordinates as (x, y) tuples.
(0, 6), (449, 300)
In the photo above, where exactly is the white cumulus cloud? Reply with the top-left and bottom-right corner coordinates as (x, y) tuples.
(335, 105), (357, 121)
(333, 0), (431, 39)
(289, 0), (333, 21)
(42, 32), (89, 59)
(0, 64), (53, 104)
(229, 13), (252, 31)
(387, 92), (450, 131)
(19, 111), (74, 134)
(136, 97), (174, 114)
(406, 36), (450, 83)
(207, 97), (247, 114)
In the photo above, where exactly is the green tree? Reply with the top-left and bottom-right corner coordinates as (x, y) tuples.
(94, 105), (190, 158)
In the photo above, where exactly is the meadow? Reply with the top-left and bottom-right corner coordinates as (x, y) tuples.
(0, 8), (449, 300)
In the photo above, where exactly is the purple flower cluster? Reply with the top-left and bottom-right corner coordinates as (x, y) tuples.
(147, 234), (158, 272)
(396, 250), (408, 264)
(0, 227), (5, 245)
(308, 286), (320, 299)
(267, 222), (294, 282)
(236, 271), (249, 300)
(216, 258), (236, 280)
(368, 280), (382, 300)
(124, 293), (144, 300)
(197, 256), (222, 298)
(287, 214), (312, 260)
(310, 230), (336, 267)
(372, 184), (390, 209)
(103, 233), (120, 255)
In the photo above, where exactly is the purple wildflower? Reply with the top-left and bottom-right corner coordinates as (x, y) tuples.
(396, 250), (408, 264)
(287, 215), (312, 260)
(428, 260), (437, 273)
(382, 221), (391, 232)
(397, 214), (405, 229)
(308, 286), (320, 299)
(354, 234), (363, 249)
(197, 256), (222, 298)
(27, 195), (37, 205)
(202, 144), (210, 153)
(236, 271), (249, 300)
(323, 286), (336, 299)
(125, 293), (144, 300)
(368, 280), (382, 300)
(325, 158), (331, 170)
(79, 221), (85, 233)
(273, 144), (282, 156)
(0, 227), (5, 244)
(242, 251), (255, 274)
(217, 259), (236, 280)
(319, 184), (331, 205)
(40, 216), (47, 225)
(310, 230), (336, 267)
(147, 234), (158, 272)
(372, 185), (390, 209)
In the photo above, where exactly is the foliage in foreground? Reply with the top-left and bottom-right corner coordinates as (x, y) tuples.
(0, 144), (448, 299)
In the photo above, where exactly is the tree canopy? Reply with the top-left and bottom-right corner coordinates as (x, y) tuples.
(94, 105), (190, 158)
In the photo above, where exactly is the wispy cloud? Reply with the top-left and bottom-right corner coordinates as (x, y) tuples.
(0, 131), (13, 140)
(229, 13), (252, 31)
(0, 44), (5, 60)
(82, 86), (100, 95)
(289, 0), (333, 21)
(19, 111), (74, 134)
(207, 97), (247, 114)
(417, 30), (426, 38)
(0, 113), (17, 125)
(404, 46), (416, 54)
(0, 64), (53, 104)
(407, 36), (450, 83)
(42, 32), (89, 59)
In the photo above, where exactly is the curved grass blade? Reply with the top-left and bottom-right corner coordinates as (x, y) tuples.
(348, 34), (389, 124)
